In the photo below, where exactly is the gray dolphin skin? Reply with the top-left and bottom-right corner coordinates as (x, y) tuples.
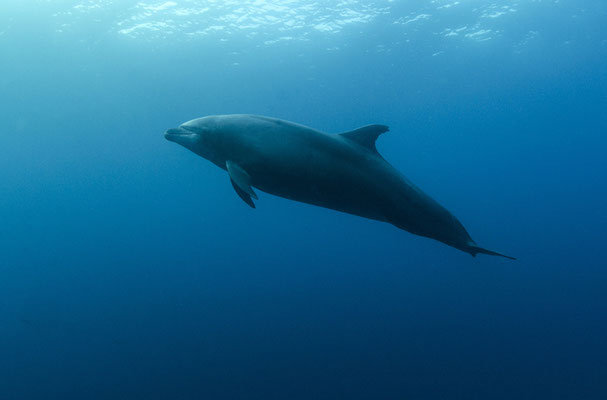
(165, 114), (514, 260)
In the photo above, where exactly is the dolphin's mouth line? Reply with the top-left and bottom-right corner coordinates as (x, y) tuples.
(164, 125), (201, 145)
(165, 127), (186, 136)
(165, 125), (201, 137)
(181, 125), (199, 133)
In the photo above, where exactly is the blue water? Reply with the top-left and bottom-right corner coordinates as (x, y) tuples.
(1, 1), (606, 399)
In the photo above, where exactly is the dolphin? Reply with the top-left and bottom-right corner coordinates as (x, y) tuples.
(165, 114), (514, 260)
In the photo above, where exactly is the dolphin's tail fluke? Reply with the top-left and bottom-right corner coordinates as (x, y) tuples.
(467, 244), (516, 260)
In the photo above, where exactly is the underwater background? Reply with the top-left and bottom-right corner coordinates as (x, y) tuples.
(1, 1), (606, 399)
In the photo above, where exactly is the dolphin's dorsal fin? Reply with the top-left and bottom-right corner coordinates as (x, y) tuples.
(339, 124), (389, 154)
(226, 160), (258, 208)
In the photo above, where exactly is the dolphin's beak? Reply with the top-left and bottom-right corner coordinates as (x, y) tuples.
(164, 126), (198, 146)
(165, 126), (187, 139)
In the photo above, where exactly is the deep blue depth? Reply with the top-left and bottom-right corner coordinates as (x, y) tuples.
(1, 1), (606, 399)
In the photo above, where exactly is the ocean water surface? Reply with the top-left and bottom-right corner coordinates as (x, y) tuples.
(1, 1), (606, 399)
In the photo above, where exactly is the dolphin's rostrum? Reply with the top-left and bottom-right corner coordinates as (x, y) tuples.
(165, 114), (515, 259)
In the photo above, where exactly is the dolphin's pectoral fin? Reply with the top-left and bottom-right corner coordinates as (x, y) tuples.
(339, 124), (389, 155)
(226, 160), (258, 208)
(230, 178), (256, 208)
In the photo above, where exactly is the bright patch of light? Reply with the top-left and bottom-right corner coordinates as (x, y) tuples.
(48, 0), (563, 54)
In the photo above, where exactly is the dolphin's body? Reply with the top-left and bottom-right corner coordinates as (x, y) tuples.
(165, 114), (514, 259)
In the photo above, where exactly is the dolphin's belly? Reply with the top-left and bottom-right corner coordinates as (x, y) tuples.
(246, 148), (394, 222)
(256, 175), (388, 221)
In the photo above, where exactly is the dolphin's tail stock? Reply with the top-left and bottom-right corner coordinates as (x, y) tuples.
(467, 243), (516, 260)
